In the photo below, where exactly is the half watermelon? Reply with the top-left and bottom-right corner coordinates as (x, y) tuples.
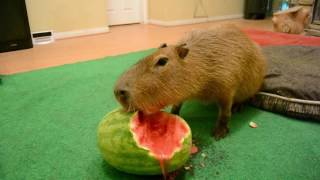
(97, 108), (192, 175)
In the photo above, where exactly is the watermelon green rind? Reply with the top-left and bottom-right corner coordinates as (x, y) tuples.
(97, 108), (192, 175)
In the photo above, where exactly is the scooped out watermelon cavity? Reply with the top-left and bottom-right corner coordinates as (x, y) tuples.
(97, 108), (192, 175)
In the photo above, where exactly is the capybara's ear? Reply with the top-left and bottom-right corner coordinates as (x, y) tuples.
(175, 44), (189, 59)
(159, 43), (167, 48)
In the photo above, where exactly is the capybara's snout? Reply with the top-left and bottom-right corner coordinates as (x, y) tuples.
(114, 78), (131, 110)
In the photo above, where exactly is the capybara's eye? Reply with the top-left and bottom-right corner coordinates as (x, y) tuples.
(156, 57), (168, 66)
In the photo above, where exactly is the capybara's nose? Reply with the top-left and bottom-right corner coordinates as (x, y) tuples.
(114, 89), (130, 103)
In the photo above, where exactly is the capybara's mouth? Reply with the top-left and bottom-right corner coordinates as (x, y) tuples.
(141, 105), (166, 115)
(117, 98), (165, 115)
(121, 104), (138, 113)
(127, 105), (163, 115)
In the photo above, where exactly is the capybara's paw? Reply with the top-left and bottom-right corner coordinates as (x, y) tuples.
(213, 126), (229, 140)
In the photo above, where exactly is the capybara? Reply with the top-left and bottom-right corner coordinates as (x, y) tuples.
(114, 24), (266, 140)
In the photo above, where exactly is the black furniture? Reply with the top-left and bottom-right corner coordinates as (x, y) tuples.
(0, 0), (33, 53)
(311, 0), (320, 24)
(244, 0), (270, 19)
(305, 0), (320, 36)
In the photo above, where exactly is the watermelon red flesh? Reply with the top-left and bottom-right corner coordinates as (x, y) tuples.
(130, 111), (190, 161)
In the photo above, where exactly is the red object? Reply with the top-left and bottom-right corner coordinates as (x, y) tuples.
(243, 29), (320, 47)
(191, 144), (199, 154)
(131, 111), (190, 161)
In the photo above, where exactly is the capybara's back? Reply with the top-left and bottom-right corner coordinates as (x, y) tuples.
(176, 25), (266, 104)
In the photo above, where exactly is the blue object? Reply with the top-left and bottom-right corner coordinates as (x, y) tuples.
(281, 0), (289, 10)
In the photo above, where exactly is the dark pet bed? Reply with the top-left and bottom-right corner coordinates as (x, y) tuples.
(251, 45), (320, 121)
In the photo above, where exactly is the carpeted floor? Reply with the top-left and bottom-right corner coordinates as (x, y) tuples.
(1, 49), (319, 180)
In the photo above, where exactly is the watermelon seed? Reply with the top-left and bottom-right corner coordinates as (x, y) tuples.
(184, 164), (193, 171)
(201, 153), (207, 158)
(200, 162), (205, 168)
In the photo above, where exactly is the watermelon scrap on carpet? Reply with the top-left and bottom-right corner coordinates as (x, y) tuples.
(1, 31), (320, 179)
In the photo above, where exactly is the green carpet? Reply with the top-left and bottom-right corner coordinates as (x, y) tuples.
(1, 50), (319, 180)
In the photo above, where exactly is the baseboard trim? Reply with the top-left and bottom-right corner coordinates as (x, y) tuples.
(148, 14), (243, 26)
(54, 26), (110, 39)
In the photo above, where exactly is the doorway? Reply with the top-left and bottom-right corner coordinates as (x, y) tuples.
(107, 0), (147, 26)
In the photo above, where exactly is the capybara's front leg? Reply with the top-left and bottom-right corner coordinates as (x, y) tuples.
(214, 96), (233, 140)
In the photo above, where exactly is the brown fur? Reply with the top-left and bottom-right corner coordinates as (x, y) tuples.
(272, 6), (310, 34)
(114, 25), (266, 140)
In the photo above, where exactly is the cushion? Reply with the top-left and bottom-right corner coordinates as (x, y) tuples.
(251, 45), (320, 121)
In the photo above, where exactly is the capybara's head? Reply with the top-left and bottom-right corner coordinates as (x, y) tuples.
(114, 43), (191, 114)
